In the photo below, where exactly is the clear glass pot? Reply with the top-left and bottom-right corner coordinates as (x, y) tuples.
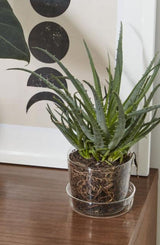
(67, 149), (135, 217)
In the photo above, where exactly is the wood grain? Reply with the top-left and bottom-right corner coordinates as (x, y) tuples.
(0, 163), (157, 245)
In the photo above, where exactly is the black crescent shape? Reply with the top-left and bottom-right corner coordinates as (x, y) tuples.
(26, 91), (63, 112)
(27, 67), (67, 89)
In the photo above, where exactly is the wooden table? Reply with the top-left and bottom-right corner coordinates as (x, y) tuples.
(0, 163), (158, 245)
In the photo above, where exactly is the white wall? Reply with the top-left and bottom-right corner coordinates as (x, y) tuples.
(151, 0), (160, 244)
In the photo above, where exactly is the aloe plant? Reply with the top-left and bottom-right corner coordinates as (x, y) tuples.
(0, 0), (30, 62)
(12, 24), (160, 164)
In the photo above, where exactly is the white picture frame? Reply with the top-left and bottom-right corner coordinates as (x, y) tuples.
(117, 0), (157, 176)
(0, 0), (157, 176)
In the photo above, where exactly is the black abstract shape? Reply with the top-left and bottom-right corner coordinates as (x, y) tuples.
(28, 22), (69, 63)
(30, 0), (71, 18)
(27, 67), (67, 89)
(26, 91), (63, 112)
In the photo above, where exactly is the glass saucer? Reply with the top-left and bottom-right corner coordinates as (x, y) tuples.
(66, 182), (136, 218)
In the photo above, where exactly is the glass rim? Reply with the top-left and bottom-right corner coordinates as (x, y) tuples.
(68, 148), (133, 169)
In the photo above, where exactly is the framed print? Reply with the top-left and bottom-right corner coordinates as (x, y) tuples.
(0, 0), (157, 175)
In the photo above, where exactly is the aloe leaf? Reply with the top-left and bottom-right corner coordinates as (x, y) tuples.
(117, 105), (159, 151)
(104, 56), (113, 111)
(45, 73), (92, 127)
(106, 54), (113, 82)
(47, 104), (84, 150)
(73, 93), (91, 122)
(83, 80), (110, 137)
(140, 117), (160, 134)
(54, 109), (78, 138)
(144, 84), (160, 107)
(11, 67), (95, 141)
(108, 92), (126, 150)
(83, 41), (103, 100)
(120, 112), (146, 148)
(33, 47), (95, 114)
(131, 63), (160, 109)
(51, 82), (103, 147)
(52, 98), (84, 134)
(56, 94), (105, 150)
(54, 107), (85, 147)
(103, 86), (108, 100)
(122, 118), (139, 142)
(123, 82), (160, 136)
(122, 102), (160, 143)
(76, 94), (107, 149)
(47, 109), (79, 148)
(73, 90), (106, 150)
(124, 76), (151, 113)
(127, 104), (160, 118)
(0, 0), (30, 62)
(113, 23), (123, 95)
(124, 56), (160, 112)
(123, 84), (160, 138)
(123, 118), (160, 150)
(68, 92), (106, 150)
(124, 55), (158, 110)
(142, 118), (160, 136)
(107, 24), (123, 123)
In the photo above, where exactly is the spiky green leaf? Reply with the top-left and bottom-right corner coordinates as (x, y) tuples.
(34, 47), (95, 114)
(124, 57), (160, 112)
(107, 23), (123, 123)
(83, 41), (103, 100)
(108, 93), (126, 150)
(83, 80), (110, 138)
